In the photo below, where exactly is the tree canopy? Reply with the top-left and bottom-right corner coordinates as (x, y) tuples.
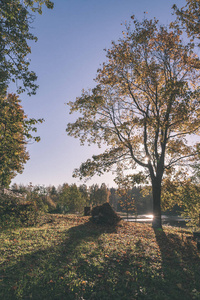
(0, 0), (54, 96)
(0, 0), (53, 186)
(0, 93), (43, 188)
(67, 16), (200, 228)
(173, 0), (200, 39)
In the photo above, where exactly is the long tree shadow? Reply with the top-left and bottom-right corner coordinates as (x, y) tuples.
(154, 228), (200, 300)
(1, 220), (200, 300)
(0, 220), (118, 300)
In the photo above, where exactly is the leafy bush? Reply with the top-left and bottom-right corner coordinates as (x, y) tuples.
(161, 178), (200, 229)
(0, 194), (39, 228)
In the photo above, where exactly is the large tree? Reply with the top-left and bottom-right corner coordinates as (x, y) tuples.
(0, 0), (54, 96)
(67, 17), (200, 228)
(0, 93), (43, 189)
(0, 0), (53, 186)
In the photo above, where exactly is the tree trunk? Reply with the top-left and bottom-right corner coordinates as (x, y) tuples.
(152, 178), (162, 229)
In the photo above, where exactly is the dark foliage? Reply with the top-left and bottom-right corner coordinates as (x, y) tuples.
(0, 194), (38, 228)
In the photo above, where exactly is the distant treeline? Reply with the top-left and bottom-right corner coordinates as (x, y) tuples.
(10, 182), (153, 215)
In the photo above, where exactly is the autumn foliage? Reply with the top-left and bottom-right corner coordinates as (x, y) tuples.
(67, 16), (200, 228)
(0, 94), (43, 188)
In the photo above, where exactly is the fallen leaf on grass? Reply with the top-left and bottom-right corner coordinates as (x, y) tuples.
(177, 283), (183, 289)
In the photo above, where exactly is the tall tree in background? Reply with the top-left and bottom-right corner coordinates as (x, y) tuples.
(79, 184), (90, 206)
(67, 17), (200, 228)
(89, 183), (110, 207)
(58, 183), (85, 214)
(114, 172), (146, 219)
(114, 174), (136, 220)
(0, 0), (54, 96)
(0, 93), (43, 189)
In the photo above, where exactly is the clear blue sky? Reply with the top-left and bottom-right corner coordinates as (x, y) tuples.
(11, 0), (186, 188)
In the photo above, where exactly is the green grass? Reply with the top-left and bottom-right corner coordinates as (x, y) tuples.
(0, 214), (200, 300)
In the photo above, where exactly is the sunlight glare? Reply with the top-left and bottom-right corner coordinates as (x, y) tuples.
(145, 214), (154, 219)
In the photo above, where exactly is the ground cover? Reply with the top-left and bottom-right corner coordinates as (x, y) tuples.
(0, 214), (199, 299)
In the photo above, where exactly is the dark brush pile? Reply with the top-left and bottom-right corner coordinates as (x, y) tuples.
(91, 202), (121, 225)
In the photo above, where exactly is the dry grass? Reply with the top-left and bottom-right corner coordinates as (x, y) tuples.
(0, 214), (199, 299)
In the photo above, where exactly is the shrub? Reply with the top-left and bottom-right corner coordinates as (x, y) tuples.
(0, 194), (39, 228)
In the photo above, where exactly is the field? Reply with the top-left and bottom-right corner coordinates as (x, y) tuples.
(0, 214), (200, 300)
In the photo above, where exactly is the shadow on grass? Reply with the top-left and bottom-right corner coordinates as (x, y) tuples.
(0, 220), (200, 300)
(154, 228), (200, 300)
(0, 221), (118, 300)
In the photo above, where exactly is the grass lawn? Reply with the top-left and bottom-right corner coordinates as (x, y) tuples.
(0, 214), (199, 300)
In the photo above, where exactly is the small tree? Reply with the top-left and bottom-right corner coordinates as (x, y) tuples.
(67, 17), (200, 228)
(67, 184), (85, 213)
(179, 180), (200, 229)
(115, 172), (146, 219)
(0, 94), (43, 189)
(161, 175), (200, 229)
(115, 175), (136, 220)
